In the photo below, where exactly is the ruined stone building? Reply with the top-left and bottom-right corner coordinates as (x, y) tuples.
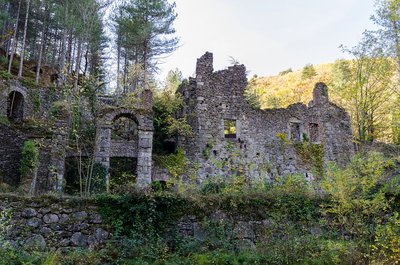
(0, 52), (355, 194)
(0, 80), (153, 193)
(177, 52), (354, 182)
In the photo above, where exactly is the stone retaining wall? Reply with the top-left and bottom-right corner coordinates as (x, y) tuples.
(0, 195), (109, 250)
(0, 194), (310, 251)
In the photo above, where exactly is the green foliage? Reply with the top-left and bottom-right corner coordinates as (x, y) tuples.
(295, 142), (324, 178)
(154, 148), (188, 179)
(302, 63), (317, 79)
(371, 212), (400, 263)
(114, 0), (178, 88)
(267, 174), (315, 197)
(244, 75), (261, 109)
(0, 205), (12, 247)
(393, 97), (400, 145)
(96, 192), (189, 237)
(109, 158), (136, 194)
(279, 68), (293, 76)
(276, 132), (289, 144)
(321, 152), (390, 239)
(153, 71), (192, 154)
(20, 140), (40, 178)
(0, 70), (12, 80)
(51, 100), (70, 117)
(20, 77), (39, 89)
(65, 159), (107, 195)
(0, 114), (10, 126)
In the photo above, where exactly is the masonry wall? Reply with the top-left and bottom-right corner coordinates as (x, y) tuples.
(0, 195), (110, 250)
(0, 195), (322, 251)
(0, 125), (26, 186)
(178, 52), (354, 182)
(0, 80), (59, 122)
(0, 79), (63, 192)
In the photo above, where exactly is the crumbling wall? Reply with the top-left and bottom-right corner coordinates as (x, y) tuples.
(94, 90), (154, 189)
(178, 52), (354, 182)
(0, 124), (26, 186)
(0, 80), (60, 123)
(0, 195), (109, 250)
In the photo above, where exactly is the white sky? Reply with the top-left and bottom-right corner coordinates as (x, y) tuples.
(157, 0), (376, 81)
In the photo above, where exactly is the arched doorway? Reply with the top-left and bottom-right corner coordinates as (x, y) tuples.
(94, 108), (153, 190)
(7, 91), (24, 123)
(109, 114), (139, 192)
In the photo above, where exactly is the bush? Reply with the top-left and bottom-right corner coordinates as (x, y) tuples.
(371, 212), (400, 264)
(20, 140), (40, 177)
(0, 70), (12, 81)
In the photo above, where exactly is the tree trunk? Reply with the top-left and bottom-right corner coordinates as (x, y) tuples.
(143, 39), (148, 90)
(51, 29), (59, 66)
(67, 31), (73, 73)
(117, 31), (121, 91)
(59, 3), (68, 84)
(8, 0), (22, 74)
(74, 37), (82, 90)
(18, 0), (31, 79)
(84, 43), (89, 77)
(35, 2), (49, 85)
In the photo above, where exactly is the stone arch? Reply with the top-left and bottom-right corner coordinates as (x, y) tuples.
(94, 108), (153, 190)
(7, 91), (25, 123)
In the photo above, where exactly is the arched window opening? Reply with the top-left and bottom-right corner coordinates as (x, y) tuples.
(112, 115), (138, 141)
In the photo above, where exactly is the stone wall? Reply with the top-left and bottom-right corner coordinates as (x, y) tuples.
(177, 52), (355, 182)
(95, 90), (154, 189)
(0, 195), (109, 250)
(0, 194), (322, 250)
(0, 80), (59, 123)
(0, 194), (317, 251)
(0, 124), (26, 186)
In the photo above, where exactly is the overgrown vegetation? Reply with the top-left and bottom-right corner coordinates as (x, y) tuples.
(1, 151), (399, 264)
(19, 140), (40, 195)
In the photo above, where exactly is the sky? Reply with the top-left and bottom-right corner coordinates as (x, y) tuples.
(157, 0), (377, 80)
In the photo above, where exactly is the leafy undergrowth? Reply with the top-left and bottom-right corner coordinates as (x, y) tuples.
(0, 151), (399, 264)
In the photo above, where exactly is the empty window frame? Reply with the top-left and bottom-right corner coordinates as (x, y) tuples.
(224, 119), (237, 139)
(309, 123), (319, 142)
(289, 122), (301, 142)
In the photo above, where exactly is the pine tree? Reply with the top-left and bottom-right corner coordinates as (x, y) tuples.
(114, 0), (178, 92)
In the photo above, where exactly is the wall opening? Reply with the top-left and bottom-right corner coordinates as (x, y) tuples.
(309, 123), (319, 142)
(289, 122), (301, 142)
(224, 119), (237, 139)
(109, 157), (137, 192)
(7, 91), (24, 123)
(112, 116), (138, 141)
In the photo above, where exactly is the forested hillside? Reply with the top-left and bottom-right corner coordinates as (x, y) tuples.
(0, 0), (177, 91)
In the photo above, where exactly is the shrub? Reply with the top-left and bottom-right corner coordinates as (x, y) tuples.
(20, 140), (40, 178)
(0, 70), (12, 81)
(371, 212), (400, 264)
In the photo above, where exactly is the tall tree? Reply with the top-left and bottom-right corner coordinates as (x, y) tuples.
(18, 0), (31, 79)
(7, 0), (22, 74)
(114, 0), (178, 92)
(336, 34), (398, 142)
(35, 0), (49, 84)
(373, 0), (400, 80)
